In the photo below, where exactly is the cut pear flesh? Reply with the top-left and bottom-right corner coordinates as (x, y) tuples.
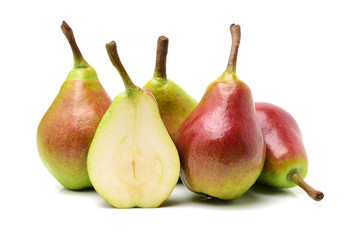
(88, 92), (180, 208)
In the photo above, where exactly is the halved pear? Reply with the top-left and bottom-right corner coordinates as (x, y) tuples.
(87, 41), (180, 208)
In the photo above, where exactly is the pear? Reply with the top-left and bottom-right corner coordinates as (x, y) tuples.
(175, 24), (265, 200)
(255, 102), (324, 201)
(36, 21), (112, 190)
(87, 41), (180, 208)
(143, 36), (198, 140)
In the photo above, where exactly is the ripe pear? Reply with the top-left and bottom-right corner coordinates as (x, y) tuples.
(255, 102), (324, 201)
(143, 36), (198, 140)
(87, 41), (180, 208)
(36, 21), (112, 190)
(175, 24), (265, 200)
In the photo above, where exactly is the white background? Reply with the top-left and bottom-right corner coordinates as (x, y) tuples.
(1, 0), (359, 239)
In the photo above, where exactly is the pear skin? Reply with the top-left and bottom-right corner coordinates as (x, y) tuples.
(36, 21), (111, 190)
(255, 102), (324, 201)
(175, 24), (265, 200)
(143, 36), (197, 140)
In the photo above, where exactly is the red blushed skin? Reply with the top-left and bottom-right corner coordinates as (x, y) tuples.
(255, 102), (308, 188)
(37, 80), (112, 190)
(175, 76), (265, 200)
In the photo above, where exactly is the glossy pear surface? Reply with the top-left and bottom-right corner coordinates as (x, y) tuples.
(175, 71), (265, 200)
(87, 41), (180, 208)
(143, 78), (197, 139)
(36, 22), (111, 190)
(175, 24), (265, 200)
(255, 102), (308, 188)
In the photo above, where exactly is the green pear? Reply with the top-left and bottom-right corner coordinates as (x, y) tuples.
(143, 36), (197, 140)
(87, 41), (180, 208)
(36, 21), (112, 190)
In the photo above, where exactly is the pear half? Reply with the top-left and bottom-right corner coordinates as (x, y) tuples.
(87, 41), (180, 208)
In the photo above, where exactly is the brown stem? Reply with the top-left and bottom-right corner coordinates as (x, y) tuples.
(153, 36), (169, 80)
(61, 21), (87, 67)
(226, 24), (241, 73)
(290, 172), (324, 201)
(105, 41), (136, 92)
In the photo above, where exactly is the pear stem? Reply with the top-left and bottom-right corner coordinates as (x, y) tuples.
(106, 41), (136, 92)
(61, 21), (87, 67)
(290, 172), (324, 201)
(226, 24), (241, 73)
(153, 36), (169, 80)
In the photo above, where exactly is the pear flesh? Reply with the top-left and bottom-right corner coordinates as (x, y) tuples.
(87, 41), (180, 208)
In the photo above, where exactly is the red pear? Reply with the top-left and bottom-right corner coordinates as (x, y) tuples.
(255, 102), (324, 201)
(175, 24), (265, 200)
(36, 21), (112, 190)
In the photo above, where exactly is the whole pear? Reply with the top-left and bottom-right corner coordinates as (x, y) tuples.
(143, 36), (197, 140)
(87, 41), (180, 208)
(255, 102), (324, 201)
(36, 21), (112, 190)
(175, 24), (265, 200)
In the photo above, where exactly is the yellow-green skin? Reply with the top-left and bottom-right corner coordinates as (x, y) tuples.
(143, 77), (198, 140)
(37, 66), (112, 190)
